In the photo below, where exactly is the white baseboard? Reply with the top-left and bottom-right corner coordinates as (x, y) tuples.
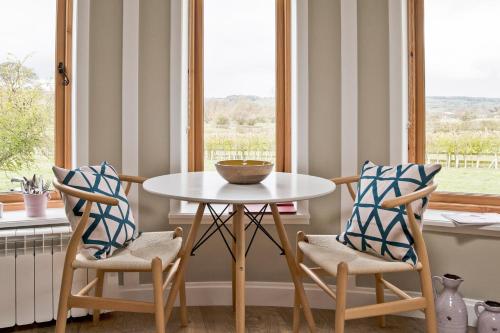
(117, 281), (480, 327)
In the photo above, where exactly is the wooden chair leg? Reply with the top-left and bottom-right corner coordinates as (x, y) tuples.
(270, 205), (317, 333)
(152, 258), (166, 333)
(334, 262), (348, 333)
(292, 290), (301, 333)
(420, 267), (438, 333)
(55, 266), (74, 333)
(293, 231), (305, 333)
(93, 269), (105, 324)
(375, 273), (386, 327)
(179, 274), (189, 327)
(164, 204), (205, 324)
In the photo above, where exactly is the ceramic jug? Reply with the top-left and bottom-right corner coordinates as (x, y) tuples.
(475, 300), (500, 333)
(433, 274), (468, 333)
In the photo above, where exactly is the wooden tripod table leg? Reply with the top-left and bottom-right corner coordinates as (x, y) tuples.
(233, 204), (246, 333)
(270, 204), (317, 333)
(232, 205), (237, 312)
(164, 203), (206, 323)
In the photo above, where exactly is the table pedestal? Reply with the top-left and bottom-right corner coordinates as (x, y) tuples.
(164, 203), (317, 333)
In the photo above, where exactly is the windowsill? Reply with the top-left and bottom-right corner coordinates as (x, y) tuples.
(0, 208), (69, 229)
(168, 201), (310, 225)
(1, 194), (64, 212)
(1, 206), (497, 237)
(423, 209), (500, 237)
(170, 205), (500, 235)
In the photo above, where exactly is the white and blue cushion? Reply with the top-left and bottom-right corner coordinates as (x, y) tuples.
(53, 162), (136, 259)
(337, 161), (441, 266)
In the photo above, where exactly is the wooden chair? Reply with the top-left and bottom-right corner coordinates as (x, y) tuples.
(53, 175), (188, 333)
(293, 175), (438, 333)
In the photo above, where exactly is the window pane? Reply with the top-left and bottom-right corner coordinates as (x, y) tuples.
(0, 0), (56, 192)
(204, 0), (276, 170)
(425, 0), (500, 194)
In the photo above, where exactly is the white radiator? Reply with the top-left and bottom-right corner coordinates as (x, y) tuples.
(0, 224), (119, 328)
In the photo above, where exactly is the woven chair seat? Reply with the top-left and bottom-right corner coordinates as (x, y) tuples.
(73, 231), (182, 271)
(299, 234), (421, 276)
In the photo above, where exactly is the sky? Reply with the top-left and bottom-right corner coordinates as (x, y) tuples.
(0, 0), (56, 83)
(425, 0), (500, 98)
(204, 0), (275, 98)
(1, 0), (499, 99)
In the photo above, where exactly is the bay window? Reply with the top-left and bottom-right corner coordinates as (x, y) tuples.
(408, 0), (500, 212)
(0, 0), (72, 210)
(188, 0), (292, 172)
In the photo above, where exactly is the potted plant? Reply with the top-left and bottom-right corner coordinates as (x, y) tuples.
(11, 175), (50, 217)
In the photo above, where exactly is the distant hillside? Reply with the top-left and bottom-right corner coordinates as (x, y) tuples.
(205, 95), (275, 125)
(426, 96), (500, 119)
(205, 95), (500, 122)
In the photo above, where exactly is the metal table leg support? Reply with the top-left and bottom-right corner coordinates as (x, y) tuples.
(191, 203), (285, 259)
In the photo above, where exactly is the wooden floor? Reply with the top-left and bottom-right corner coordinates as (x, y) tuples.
(1, 306), (474, 333)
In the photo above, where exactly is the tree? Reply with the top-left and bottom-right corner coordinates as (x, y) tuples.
(0, 57), (51, 172)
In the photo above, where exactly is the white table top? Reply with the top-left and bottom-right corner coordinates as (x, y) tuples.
(143, 172), (336, 204)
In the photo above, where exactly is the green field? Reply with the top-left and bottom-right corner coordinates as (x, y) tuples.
(0, 57), (55, 194)
(434, 167), (500, 194)
(1, 93), (499, 195)
(0, 154), (54, 193)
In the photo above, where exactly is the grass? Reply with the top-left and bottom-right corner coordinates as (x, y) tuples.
(2, 153), (498, 197)
(204, 121), (275, 171)
(203, 161), (500, 195)
(0, 154), (54, 193)
(434, 167), (500, 194)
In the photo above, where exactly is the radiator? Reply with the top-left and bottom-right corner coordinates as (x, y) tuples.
(0, 225), (119, 328)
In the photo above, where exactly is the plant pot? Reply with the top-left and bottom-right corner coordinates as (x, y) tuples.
(23, 193), (50, 217)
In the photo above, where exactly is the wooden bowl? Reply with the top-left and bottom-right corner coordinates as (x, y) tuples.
(215, 160), (274, 184)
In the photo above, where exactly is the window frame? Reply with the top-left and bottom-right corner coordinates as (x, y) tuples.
(169, 0), (309, 223)
(407, 0), (500, 213)
(187, 0), (292, 172)
(0, 0), (73, 211)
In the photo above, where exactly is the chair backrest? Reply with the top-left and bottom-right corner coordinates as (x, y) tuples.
(382, 183), (437, 266)
(53, 175), (146, 261)
(331, 175), (438, 265)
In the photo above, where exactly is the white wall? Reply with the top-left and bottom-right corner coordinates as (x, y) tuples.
(85, 0), (500, 301)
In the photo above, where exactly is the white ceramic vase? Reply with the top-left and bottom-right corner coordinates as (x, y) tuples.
(433, 274), (468, 333)
(475, 300), (500, 333)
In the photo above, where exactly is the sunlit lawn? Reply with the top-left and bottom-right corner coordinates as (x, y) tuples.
(204, 162), (500, 195)
(206, 155), (499, 195)
(434, 167), (500, 194)
(0, 155), (54, 193)
(2, 149), (498, 196)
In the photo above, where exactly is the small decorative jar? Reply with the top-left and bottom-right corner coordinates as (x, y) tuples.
(475, 300), (500, 333)
(433, 273), (468, 333)
(23, 192), (50, 218)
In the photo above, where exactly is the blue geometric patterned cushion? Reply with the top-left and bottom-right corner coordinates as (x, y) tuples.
(53, 162), (136, 259)
(337, 161), (441, 265)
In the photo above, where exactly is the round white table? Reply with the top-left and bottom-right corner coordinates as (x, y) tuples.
(143, 172), (336, 332)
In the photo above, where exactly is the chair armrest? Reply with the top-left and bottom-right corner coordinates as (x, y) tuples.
(380, 183), (438, 209)
(53, 179), (119, 206)
(331, 175), (360, 200)
(330, 175), (360, 185)
(119, 174), (147, 184)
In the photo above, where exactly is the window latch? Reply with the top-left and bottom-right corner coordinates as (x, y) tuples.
(58, 62), (70, 86)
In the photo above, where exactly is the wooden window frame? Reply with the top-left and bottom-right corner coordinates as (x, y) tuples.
(1, 0), (73, 211)
(407, 0), (500, 213)
(187, 0), (292, 172)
